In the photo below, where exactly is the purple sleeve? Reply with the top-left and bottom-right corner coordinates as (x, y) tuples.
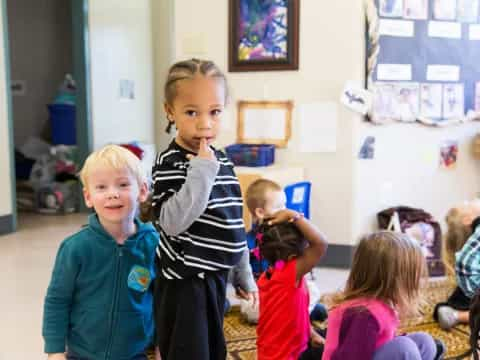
(331, 306), (380, 360)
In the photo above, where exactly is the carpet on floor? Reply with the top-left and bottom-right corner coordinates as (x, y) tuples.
(223, 277), (471, 359)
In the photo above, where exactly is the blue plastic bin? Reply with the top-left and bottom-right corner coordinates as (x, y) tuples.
(48, 104), (76, 145)
(225, 144), (275, 167)
(284, 181), (311, 219)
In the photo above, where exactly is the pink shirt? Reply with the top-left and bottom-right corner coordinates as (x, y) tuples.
(256, 259), (310, 360)
(322, 298), (399, 360)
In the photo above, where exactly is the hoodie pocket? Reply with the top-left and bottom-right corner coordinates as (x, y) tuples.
(111, 311), (150, 357)
(70, 309), (109, 354)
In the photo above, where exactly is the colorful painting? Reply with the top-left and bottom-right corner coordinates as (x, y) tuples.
(229, 0), (299, 71)
(439, 140), (458, 168)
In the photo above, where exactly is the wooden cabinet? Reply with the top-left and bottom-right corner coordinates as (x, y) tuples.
(235, 165), (305, 230)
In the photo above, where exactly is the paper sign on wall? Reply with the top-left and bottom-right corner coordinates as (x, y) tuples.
(243, 108), (287, 140)
(377, 64), (412, 81)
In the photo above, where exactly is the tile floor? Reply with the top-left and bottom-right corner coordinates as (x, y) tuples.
(0, 212), (349, 360)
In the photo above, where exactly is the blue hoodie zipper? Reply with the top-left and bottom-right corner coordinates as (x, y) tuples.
(105, 245), (123, 359)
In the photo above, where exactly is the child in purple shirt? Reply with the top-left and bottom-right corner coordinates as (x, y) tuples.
(323, 231), (440, 360)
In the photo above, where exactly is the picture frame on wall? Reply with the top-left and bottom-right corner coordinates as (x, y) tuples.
(228, 0), (299, 72)
(237, 100), (293, 147)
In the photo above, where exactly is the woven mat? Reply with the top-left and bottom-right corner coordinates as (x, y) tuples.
(222, 277), (471, 359)
(146, 278), (470, 359)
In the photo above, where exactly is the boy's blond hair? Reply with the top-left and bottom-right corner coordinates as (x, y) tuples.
(79, 145), (146, 189)
(245, 179), (282, 215)
(337, 231), (425, 317)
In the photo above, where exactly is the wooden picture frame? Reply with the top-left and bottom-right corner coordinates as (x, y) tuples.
(237, 100), (293, 148)
(228, 0), (300, 72)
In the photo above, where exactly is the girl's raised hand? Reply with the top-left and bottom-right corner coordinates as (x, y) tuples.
(267, 209), (301, 225)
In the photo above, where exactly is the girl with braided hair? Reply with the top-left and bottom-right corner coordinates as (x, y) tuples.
(255, 209), (328, 360)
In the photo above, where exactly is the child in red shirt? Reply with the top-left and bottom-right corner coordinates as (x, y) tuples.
(256, 209), (328, 360)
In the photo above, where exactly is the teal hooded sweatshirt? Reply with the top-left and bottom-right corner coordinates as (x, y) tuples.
(42, 214), (158, 360)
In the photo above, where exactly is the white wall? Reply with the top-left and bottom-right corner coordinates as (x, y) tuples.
(89, 0), (154, 149)
(7, 0), (72, 147)
(353, 122), (480, 236)
(0, 2), (13, 217)
(168, 0), (365, 246)
(151, 0), (175, 151)
(165, 0), (480, 248)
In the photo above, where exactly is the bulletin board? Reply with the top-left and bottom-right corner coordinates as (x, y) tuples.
(366, 0), (480, 125)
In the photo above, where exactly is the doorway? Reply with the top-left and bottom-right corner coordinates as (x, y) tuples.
(4, 0), (91, 230)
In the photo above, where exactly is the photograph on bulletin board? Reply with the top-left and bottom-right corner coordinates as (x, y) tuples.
(366, 0), (480, 125)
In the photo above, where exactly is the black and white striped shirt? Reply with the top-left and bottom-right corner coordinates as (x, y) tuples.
(152, 141), (246, 279)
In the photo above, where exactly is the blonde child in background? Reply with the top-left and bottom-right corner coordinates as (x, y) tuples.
(243, 179), (328, 326)
(151, 59), (251, 360)
(323, 231), (438, 360)
(42, 145), (160, 360)
(434, 200), (480, 330)
(245, 179), (286, 279)
(256, 208), (328, 360)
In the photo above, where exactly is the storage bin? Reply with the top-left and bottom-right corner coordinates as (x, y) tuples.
(48, 104), (76, 145)
(35, 180), (80, 214)
(225, 144), (275, 167)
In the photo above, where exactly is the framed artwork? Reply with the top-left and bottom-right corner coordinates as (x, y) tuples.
(237, 100), (293, 147)
(228, 0), (299, 72)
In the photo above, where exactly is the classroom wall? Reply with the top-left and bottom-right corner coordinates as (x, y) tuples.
(353, 121), (480, 237)
(160, 0), (364, 251)
(7, 0), (72, 147)
(151, 0), (175, 150)
(0, 0), (12, 218)
(88, 0), (154, 149)
(160, 0), (480, 257)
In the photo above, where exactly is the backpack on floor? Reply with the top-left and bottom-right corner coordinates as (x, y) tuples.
(377, 206), (445, 277)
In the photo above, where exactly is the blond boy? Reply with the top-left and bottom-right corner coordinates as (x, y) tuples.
(42, 145), (160, 360)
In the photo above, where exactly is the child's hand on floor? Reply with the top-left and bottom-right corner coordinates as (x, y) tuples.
(186, 138), (216, 161)
(236, 287), (259, 307)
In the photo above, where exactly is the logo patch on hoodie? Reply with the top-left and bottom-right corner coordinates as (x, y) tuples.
(128, 265), (152, 292)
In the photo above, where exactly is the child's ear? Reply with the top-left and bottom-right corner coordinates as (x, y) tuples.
(164, 103), (175, 133)
(164, 102), (174, 124)
(83, 188), (94, 209)
(254, 207), (265, 220)
(462, 213), (473, 227)
(138, 182), (149, 203)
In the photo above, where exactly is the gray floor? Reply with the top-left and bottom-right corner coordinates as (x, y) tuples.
(0, 212), (349, 359)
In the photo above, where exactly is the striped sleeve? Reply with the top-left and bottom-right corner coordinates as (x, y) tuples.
(151, 149), (184, 219)
(152, 144), (246, 278)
